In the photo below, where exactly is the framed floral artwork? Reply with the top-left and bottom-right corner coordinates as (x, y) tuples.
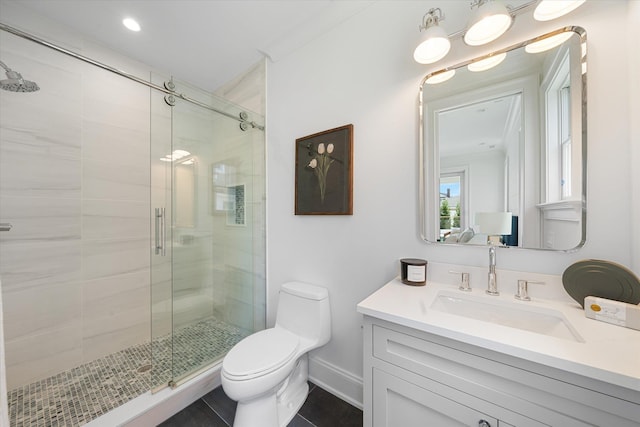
(295, 124), (353, 215)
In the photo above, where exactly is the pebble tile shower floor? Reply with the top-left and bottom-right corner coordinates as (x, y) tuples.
(7, 318), (247, 427)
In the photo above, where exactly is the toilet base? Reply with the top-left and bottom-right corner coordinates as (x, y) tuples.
(276, 356), (309, 426)
(234, 393), (278, 427)
(232, 356), (310, 427)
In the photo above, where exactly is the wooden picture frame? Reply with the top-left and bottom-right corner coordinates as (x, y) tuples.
(295, 124), (353, 215)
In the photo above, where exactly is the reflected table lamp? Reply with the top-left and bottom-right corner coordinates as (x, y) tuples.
(475, 212), (512, 245)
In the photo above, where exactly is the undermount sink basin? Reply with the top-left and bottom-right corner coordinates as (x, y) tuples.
(430, 290), (584, 342)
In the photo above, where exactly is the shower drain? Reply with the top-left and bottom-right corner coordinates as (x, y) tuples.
(137, 364), (153, 373)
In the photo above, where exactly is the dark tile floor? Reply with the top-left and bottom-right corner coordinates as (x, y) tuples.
(158, 382), (362, 427)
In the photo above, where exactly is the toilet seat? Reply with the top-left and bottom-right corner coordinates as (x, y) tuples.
(223, 328), (299, 380)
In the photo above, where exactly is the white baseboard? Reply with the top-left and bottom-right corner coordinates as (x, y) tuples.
(308, 356), (363, 410)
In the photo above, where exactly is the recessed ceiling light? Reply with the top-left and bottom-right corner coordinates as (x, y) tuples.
(123, 18), (141, 32)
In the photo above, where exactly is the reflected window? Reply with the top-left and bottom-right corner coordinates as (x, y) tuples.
(544, 51), (571, 202)
(560, 85), (572, 199)
(439, 172), (465, 240)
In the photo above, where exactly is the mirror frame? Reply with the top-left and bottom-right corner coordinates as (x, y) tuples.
(419, 26), (587, 251)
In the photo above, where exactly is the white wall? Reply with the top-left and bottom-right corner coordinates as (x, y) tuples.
(630, 1), (640, 274)
(267, 0), (636, 406)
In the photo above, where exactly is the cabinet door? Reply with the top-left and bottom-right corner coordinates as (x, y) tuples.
(373, 368), (500, 427)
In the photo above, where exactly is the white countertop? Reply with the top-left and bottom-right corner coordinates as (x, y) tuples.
(357, 278), (640, 393)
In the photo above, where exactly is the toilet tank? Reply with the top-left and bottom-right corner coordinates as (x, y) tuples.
(275, 282), (331, 346)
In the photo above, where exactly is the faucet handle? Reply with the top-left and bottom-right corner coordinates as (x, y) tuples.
(449, 270), (471, 292)
(515, 279), (545, 301)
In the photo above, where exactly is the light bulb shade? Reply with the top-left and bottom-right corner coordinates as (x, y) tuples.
(475, 212), (512, 235)
(525, 31), (573, 54)
(414, 24), (451, 64)
(467, 52), (507, 72)
(464, 1), (513, 46)
(534, 0), (585, 21)
(425, 69), (455, 85)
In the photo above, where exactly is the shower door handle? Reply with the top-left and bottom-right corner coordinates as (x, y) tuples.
(0, 223), (12, 232)
(155, 208), (166, 256)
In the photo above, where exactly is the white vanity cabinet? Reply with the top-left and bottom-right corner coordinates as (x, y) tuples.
(362, 316), (640, 427)
(372, 367), (515, 427)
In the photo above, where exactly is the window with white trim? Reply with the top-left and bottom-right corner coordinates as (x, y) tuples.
(544, 52), (571, 202)
(439, 172), (465, 239)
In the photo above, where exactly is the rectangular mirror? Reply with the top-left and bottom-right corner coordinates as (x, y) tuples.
(420, 27), (586, 251)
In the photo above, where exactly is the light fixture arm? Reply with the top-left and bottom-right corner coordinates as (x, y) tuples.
(419, 8), (445, 32)
(468, 0), (514, 12)
(469, 0), (489, 10)
(474, 0), (516, 17)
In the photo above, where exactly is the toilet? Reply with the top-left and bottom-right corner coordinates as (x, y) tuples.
(221, 281), (331, 427)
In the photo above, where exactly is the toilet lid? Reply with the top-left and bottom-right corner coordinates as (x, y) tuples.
(223, 328), (299, 379)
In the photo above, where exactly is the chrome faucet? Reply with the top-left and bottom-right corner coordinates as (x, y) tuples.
(486, 246), (499, 295)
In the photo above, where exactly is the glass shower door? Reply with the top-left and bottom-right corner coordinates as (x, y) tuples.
(151, 78), (264, 388)
(150, 82), (173, 389)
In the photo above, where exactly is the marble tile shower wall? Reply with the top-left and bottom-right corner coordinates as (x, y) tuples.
(0, 34), (152, 389)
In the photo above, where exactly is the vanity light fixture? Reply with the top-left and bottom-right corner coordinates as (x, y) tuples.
(413, 8), (451, 64)
(413, 0), (586, 67)
(467, 52), (507, 72)
(533, 0), (586, 21)
(425, 69), (455, 85)
(525, 31), (573, 54)
(122, 17), (141, 32)
(463, 0), (513, 46)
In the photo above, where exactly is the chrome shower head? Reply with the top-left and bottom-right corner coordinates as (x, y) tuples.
(0, 60), (39, 92)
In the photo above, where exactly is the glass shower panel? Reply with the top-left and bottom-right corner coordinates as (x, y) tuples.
(170, 96), (256, 382)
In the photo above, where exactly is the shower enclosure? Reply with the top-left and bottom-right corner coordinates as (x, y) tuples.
(0, 22), (265, 426)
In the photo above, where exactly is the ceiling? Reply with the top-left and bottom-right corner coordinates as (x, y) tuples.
(439, 94), (521, 158)
(9, 0), (377, 92)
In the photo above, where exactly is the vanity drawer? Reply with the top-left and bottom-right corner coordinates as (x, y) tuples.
(371, 322), (640, 427)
